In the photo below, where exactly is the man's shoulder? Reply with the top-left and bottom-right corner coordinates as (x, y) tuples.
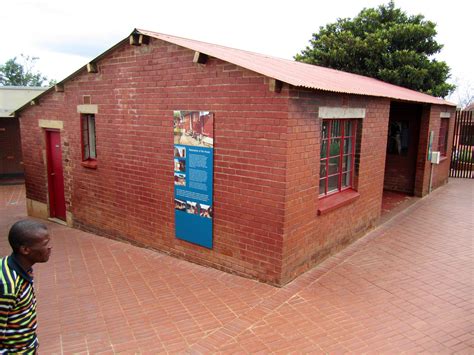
(0, 256), (18, 296)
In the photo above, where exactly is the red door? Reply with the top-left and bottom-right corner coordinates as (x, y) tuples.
(46, 130), (66, 220)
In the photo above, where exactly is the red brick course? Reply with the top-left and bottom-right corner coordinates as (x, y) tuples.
(18, 37), (455, 285)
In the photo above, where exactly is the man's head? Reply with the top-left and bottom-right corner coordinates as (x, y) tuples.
(8, 219), (51, 265)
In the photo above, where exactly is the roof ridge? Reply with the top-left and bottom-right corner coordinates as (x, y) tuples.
(135, 28), (293, 61)
(135, 28), (453, 106)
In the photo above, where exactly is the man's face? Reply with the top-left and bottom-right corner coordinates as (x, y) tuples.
(25, 228), (52, 264)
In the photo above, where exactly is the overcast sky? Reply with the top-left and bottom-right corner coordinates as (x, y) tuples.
(1, 0), (472, 104)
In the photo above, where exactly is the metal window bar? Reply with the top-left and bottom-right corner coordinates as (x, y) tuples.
(450, 111), (473, 178)
(320, 119), (357, 196)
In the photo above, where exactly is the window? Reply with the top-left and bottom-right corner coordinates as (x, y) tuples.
(438, 118), (449, 156)
(81, 114), (96, 161)
(319, 119), (357, 196)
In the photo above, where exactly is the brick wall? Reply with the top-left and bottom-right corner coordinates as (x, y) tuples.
(429, 105), (456, 191)
(20, 38), (289, 284)
(414, 104), (456, 196)
(0, 117), (24, 176)
(282, 90), (390, 284)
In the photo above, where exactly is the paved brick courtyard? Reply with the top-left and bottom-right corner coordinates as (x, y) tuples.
(0, 179), (472, 354)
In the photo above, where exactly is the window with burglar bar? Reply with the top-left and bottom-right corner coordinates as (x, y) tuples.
(81, 114), (97, 161)
(319, 119), (357, 196)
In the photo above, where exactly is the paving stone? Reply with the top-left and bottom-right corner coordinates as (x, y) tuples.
(0, 179), (472, 353)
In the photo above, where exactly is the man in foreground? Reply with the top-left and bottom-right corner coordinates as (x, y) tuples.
(0, 219), (52, 354)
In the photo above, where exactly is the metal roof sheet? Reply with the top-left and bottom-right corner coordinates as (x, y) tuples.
(137, 29), (454, 106)
(14, 28), (455, 116)
(0, 86), (47, 117)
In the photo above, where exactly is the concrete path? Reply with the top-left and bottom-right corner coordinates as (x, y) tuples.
(0, 179), (472, 354)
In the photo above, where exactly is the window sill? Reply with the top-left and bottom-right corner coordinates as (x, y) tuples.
(440, 156), (448, 162)
(81, 160), (97, 169)
(318, 189), (360, 216)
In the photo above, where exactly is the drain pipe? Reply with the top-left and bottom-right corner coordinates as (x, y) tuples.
(429, 151), (441, 193)
(427, 131), (435, 194)
(429, 162), (434, 193)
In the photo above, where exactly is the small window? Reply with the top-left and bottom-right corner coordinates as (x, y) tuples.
(81, 114), (96, 161)
(319, 119), (357, 196)
(438, 118), (449, 157)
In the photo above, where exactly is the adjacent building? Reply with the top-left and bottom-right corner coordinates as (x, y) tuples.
(0, 86), (46, 181)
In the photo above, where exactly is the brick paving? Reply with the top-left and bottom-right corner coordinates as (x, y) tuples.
(0, 179), (473, 354)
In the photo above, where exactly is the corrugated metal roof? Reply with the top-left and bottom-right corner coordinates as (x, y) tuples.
(137, 29), (454, 106)
(0, 86), (47, 117)
(14, 28), (455, 116)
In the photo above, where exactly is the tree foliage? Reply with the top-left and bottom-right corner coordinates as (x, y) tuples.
(0, 54), (53, 87)
(295, 1), (455, 97)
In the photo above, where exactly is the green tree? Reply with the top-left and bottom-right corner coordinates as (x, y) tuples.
(0, 54), (53, 87)
(295, 1), (455, 97)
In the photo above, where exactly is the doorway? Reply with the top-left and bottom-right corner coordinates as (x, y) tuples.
(381, 102), (423, 219)
(383, 102), (422, 194)
(45, 130), (66, 220)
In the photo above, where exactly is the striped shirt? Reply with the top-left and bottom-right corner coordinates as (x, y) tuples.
(0, 255), (38, 354)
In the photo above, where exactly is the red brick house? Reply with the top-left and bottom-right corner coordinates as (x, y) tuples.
(15, 29), (455, 285)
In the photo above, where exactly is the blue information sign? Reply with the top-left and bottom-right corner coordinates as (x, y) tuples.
(173, 111), (214, 248)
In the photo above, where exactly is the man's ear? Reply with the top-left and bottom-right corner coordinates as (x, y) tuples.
(18, 245), (31, 256)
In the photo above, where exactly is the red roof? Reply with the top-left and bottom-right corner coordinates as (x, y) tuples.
(137, 29), (454, 106)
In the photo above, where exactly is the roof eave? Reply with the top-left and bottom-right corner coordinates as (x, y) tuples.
(293, 84), (455, 106)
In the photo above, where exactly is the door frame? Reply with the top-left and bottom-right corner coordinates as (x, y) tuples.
(383, 102), (422, 195)
(45, 129), (66, 220)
